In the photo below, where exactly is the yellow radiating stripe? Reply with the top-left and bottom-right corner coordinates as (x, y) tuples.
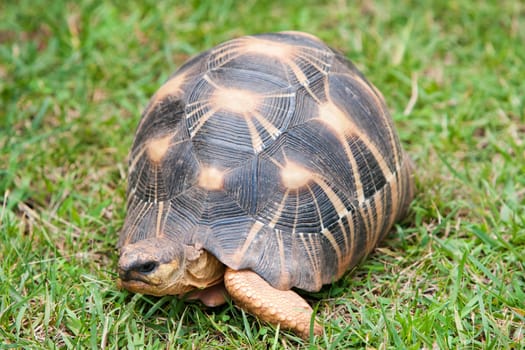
(130, 151), (151, 199)
(130, 130), (185, 174)
(303, 83), (323, 104)
(347, 211), (356, 265)
(128, 145), (147, 174)
(153, 163), (158, 203)
(275, 229), (290, 287)
(124, 200), (152, 245)
(125, 189), (135, 210)
(321, 227), (343, 269)
(232, 220), (265, 265)
(336, 218), (352, 277)
(269, 189), (290, 228)
(313, 177), (348, 219)
(310, 233), (323, 288)
(349, 74), (401, 166)
(252, 110), (281, 139)
(260, 92), (295, 100)
(361, 201), (374, 253)
(299, 232), (322, 288)
(155, 201), (164, 237)
(368, 195), (379, 248)
(292, 190), (299, 234)
(309, 173), (353, 274)
(373, 187), (384, 245)
(307, 185), (324, 230)
(187, 106), (219, 138)
(147, 73), (186, 109)
(342, 137), (365, 202)
(280, 31), (323, 43)
(244, 116), (264, 152)
(317, 99), (395, 202)
(243, 37), (292, 60)
(386, 169), (400, 232)
(202, 73), (221, 89)
(140, 72), (188, 130)
(317, 101), (364, 201)
(287, 59), (308, 85)
(209, 41), (245, 67)
(295, 47), (331, 73)
(338, 216), (349, 263)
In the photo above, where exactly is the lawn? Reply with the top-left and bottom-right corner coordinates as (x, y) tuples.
(1, 0), (524, 348)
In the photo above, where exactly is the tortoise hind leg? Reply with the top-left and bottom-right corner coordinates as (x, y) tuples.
(224, 268), (322, 339)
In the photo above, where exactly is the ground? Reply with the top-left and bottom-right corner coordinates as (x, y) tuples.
(1, 0), (524, 348)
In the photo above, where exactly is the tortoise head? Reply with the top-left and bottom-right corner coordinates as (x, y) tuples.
(117, 237), (224, 296)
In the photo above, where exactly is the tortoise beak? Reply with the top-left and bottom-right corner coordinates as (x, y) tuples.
(118, 256), (160, 283)
(118, 267), (130, 282)
(118, 267), (139, 283)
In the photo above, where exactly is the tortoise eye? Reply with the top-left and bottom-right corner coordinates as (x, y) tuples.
(133, 261), (158, 274)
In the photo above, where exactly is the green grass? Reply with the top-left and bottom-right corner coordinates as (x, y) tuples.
(1, 0), (524, 348)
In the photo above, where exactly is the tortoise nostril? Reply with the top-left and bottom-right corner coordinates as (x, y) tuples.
(133, 261), (159, 274)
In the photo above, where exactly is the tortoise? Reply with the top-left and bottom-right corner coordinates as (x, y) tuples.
(117, 31), (414, 339)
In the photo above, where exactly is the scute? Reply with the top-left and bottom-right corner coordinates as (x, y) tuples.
(326, 72), (397, 173)
(128, 137), (199, 203)
(207, 32), (333, 88)
(185, 68), (295, 167)
(120, 31), (414, 291)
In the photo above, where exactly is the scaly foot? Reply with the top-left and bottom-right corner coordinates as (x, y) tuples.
(224, 268), (322, 339)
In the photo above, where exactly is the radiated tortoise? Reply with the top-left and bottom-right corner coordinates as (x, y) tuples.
(117, 31), (415, 339)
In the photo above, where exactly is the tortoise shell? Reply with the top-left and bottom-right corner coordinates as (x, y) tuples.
(118, 31), (414, 292)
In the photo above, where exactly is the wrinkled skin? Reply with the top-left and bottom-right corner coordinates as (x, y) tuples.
(118, 237), (224, 298)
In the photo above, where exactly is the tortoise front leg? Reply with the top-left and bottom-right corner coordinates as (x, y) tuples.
(186, 282), (228, 307)
(224, 268), (322, 339)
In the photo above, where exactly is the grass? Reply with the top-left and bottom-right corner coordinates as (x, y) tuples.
(1, 0), (524, 348)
